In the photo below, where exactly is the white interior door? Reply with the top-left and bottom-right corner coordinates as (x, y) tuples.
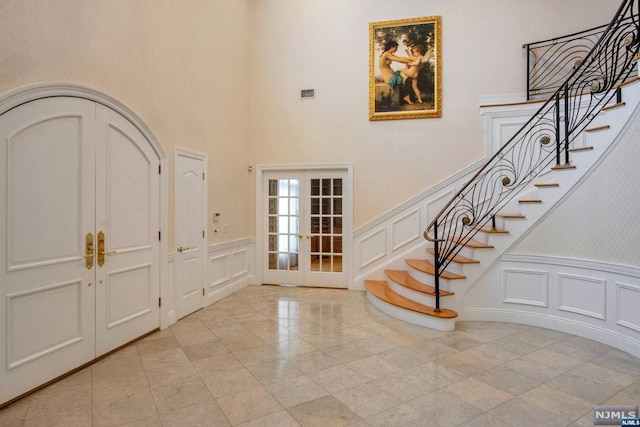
(0, 98), (97, 403)
(175, 149), (207, 319)
(262, 169), (348, 288)
(94, 105), (160, 356)
(0, 97), (161, 404)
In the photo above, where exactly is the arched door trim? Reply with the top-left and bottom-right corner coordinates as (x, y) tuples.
(0, 82), (171, 328)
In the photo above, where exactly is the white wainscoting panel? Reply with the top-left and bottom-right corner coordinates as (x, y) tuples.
(205, 239), (253, 307)
(502, 268), (548, 307)
(358, 227), (386, 269)
(210, 254), (231, 287)
(558, 273), (606, 320)
(391, 209), (420, 251)
(465, 255), (640, 358)
(166, 254), (177, 326)
(231, 249), (248, 278)
(425, 188), (456, 222)
(616, 282), (640, 332)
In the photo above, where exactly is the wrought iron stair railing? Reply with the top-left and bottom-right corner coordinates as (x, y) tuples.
(524, 14), (638, 100)
(424, 0), (640, 312)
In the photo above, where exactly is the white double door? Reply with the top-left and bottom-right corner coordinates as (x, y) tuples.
(0, 97), (160, 404)
(261, 170), (348, 288)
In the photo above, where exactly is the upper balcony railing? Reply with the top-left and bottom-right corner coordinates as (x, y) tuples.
(524, 14), (638, 100)
(425, 0), (640, 312)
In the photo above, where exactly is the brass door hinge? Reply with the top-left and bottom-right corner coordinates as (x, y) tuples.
(158, 297), (162, 307)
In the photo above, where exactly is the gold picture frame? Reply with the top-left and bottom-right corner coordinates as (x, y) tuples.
(369, 16), (442, 121)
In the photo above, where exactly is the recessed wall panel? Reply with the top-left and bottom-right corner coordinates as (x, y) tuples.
(617, 283), (640, 332)
(210, 254), (230, 286)
(232, 249), (248, 278)
(558, 274), (606, 320)
(502, 268), (548, 307)
(391, 209), (420, 251)
(358, 228), (386, 268)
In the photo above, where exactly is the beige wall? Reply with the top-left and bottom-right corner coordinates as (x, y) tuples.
(248, 0), (619, 229)
(0, 0), (252, 248)
(0, 0), (621, 243)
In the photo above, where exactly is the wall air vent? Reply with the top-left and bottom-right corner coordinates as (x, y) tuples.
(300, 89), (315, 100)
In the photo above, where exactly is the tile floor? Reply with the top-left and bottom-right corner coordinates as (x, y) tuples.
(1, 285), (639, 426)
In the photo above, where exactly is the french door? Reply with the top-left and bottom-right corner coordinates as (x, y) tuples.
(0, 97), (160, 404)
(261, 169), (349, 288)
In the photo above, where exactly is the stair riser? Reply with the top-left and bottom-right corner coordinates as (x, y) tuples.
(366, 292), (455, 332)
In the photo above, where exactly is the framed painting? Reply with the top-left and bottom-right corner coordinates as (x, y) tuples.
(369, 16), (442, 121)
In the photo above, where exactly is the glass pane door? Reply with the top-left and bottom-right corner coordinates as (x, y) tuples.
(309, 178), (342, 274)
(262, 170), (347, 288)
(267, 178), (300, 273)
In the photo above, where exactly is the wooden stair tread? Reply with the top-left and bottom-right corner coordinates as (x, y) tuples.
(602, 102), (625, 112)
(385, 269), (455, 296)
(618, 76), (640, 87)
(569, 146), (593, 152)
(519, 199), (542, 203)
(496, 213), (526, 219)
(365, 280), (458, 318)
(475, 226), (509, 234)
(406, 259), (467, 280)
(551, 163), (576, 170)
(458, 238), (494, 249)
(427, 248), (480, 264)
(585, 125), (610, 133)
(535, 183), (559, 188)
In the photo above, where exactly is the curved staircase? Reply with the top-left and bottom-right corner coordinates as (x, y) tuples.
(366, 76), (640, 331)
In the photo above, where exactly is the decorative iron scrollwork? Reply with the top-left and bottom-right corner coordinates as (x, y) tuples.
(425, 0), (639, 311)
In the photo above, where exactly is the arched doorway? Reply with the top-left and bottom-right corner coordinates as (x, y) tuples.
(0, 83), (168, 406)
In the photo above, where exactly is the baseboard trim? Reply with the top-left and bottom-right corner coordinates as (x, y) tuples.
(463, 307), (640, 358)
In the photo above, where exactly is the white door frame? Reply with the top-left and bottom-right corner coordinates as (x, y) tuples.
(0, 83), (170, 328)
(173, 147), (208, 318)
(256, 163), (353, 289)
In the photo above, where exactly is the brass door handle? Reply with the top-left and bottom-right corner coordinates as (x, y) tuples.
(177, 246), (192, 253)
(85, 232), (94, 269)
(97, 231), (112, 267)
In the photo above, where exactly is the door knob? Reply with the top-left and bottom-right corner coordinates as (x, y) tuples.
(177, 246), (192, 253)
